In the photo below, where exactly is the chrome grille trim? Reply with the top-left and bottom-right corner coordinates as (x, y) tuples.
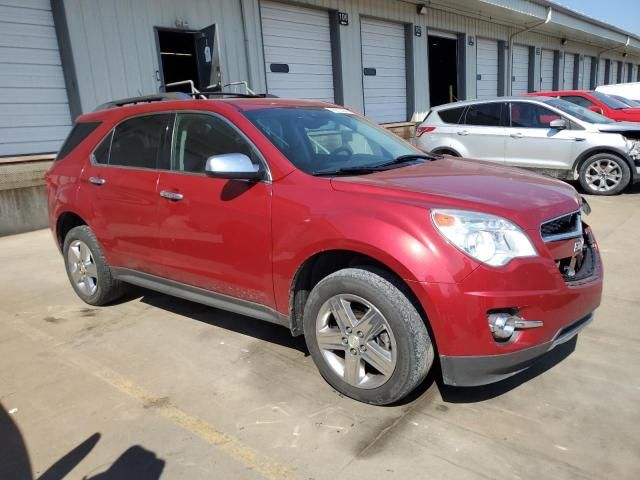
(540, 210), (582, 242)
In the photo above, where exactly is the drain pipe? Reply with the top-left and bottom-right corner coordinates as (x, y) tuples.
(506, 7), (552, 95)
(595, 36), (630, 84)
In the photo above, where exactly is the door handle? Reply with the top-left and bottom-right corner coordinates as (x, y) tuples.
(89, 176), (106, 185)
(510, 132), (523, 138)
(160, 190), (184, 201)
(573, 137), (586, 142)
(457, 130), (469, 136)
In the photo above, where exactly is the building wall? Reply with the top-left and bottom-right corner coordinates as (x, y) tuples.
(61, 0), (640, 123)
(0, 0), (72, 156)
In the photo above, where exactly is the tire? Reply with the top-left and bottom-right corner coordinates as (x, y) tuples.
(303, 267), (434, 405)
(62, 225), (125, 306)
(434, 148), (459, 157)
(578, 153), (631, 196)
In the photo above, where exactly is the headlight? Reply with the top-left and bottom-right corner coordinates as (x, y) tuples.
(431, 209), (537, 267)
(626, 138), (640, 158)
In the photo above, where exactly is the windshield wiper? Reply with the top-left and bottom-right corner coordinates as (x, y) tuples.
(312, 153), (438, 177)
(374, 153), (438, 168)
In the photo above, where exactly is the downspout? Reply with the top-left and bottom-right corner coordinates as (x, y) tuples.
(595, 36), (630, 83)
(506, 7), (552, 95)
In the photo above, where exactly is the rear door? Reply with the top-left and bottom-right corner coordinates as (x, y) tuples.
(504, 101), (576, 171)
(155, 112), (274, 307)
(78, 114), (171, 273)
(457, 102), (506, 163)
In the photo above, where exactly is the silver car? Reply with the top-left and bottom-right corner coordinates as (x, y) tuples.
(415, 96), (640, 195)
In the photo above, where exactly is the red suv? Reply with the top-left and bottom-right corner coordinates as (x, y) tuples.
(47, 93), (603, 404)
(530, 90), (640, 122)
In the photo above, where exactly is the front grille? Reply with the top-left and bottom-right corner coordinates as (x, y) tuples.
(541, 211), (582, 242)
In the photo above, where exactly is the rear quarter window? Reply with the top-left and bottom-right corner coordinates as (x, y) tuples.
(56, 121), (102, 161)
(437, 107), (465, 124)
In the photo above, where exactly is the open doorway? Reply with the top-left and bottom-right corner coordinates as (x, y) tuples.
(155, 25), (221, 93)
(428, 35), (458, 106)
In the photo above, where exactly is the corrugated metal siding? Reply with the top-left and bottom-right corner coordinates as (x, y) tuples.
(0, 0), (72, 156)
(62, 0), (251, 112)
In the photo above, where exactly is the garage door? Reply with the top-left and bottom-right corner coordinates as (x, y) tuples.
(598, 59), (606, 85)
(260, 1), (334, 102)
(582, 56), (592, 89)
(511, 44), (529, 95)
(563, 53), (575, 89)
(0, 0), (72, 156)
(540, 49), (554, 91)
(476, 38), (498, 99)
(610, 61), (618, 84)
(360, 18), (407, 123)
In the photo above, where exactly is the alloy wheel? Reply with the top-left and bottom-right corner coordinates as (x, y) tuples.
(585, 159), (623, 192)
(67, 240), (98, 296)
(315, 294), (397, 389)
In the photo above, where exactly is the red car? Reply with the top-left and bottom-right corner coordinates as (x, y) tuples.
(530, 90), (640, 122)
(47, 93), (602, 404)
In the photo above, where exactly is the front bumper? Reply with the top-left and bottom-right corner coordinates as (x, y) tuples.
(440, 313), (593, 386)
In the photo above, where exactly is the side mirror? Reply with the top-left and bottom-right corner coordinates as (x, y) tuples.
(205, 153), (264, 181)
(549, 118), (567, 130)
(588, 105), (604, 115)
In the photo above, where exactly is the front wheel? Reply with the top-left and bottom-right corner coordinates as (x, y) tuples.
(303, 268), (434, 405)
(578, 153), (631, 196)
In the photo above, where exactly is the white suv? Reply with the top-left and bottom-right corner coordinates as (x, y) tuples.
(415, 96), (640, 195)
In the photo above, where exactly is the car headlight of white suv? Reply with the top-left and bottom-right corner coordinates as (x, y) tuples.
(431, 209), (537, 267)
(625, 138), (640, 159)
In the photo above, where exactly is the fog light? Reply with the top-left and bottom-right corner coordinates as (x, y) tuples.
(487, 312), (544, 341)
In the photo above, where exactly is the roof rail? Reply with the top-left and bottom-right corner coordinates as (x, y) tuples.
(93, 92), (191, 111)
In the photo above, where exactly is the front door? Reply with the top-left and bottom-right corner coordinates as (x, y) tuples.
(504, 102), (576, 171)
(155, 112), (274, 307)
(78, 114), (171, 273)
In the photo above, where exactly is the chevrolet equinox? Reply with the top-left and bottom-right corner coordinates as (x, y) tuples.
(47, 93), (603, 405)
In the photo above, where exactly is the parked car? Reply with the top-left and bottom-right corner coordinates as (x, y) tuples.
(596, 82), (640, 102)
(415, 96), (640, 195)
(530, 90), (640, 122)
(47, 93), (602, 405)
(608, 94), (640, 108)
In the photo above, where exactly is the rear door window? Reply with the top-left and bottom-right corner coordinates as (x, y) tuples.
(108, 114), (171, 169)
(463, 103), (504, 126)
(438, 107), (465, 124)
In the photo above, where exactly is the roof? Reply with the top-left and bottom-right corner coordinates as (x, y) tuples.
(430, 96), (555, 109)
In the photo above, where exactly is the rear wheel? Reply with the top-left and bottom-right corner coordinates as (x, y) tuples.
(578, 153), (630, 196)
(303, 267), (433, 405)
(63, 225), (125, 305)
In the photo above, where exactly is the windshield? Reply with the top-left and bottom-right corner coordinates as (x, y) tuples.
(590, 91), (630, 110)
(242, 107), (423, 174)
(543, 98), (614, 124)
(610, 94), (640, 107)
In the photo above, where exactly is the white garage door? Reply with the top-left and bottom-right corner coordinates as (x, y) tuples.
(476, 38), (498, 99)
(260, 1), (334, 102)
(511, 44), (529, 95)
(563, 53), (575, 89)
(582, 56), (592, 89)
(598, 59), (606, 85)
(360, 18), (407, 123)
(0, 0), (72, 156)
(610, 61), (618, 84)
(540, 49), (554, 91)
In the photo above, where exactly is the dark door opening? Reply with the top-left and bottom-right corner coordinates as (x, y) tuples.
(428, 36), (458, 107)
(155, 25), (220, 94)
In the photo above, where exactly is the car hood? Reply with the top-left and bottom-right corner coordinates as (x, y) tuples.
(330, 158), (580, 229)
(596, 121), (640, 134)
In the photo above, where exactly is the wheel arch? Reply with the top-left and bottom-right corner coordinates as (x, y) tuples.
(431, 147), (461, 157)
(287, 249), (438, 352)
(55, 211), (88, 250)
(572, 147), (635, 178)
